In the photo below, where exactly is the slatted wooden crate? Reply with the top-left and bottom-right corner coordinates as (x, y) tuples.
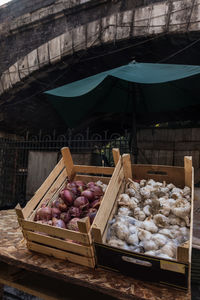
(92, 154), (194, 290)
(15, 147), (120, 268)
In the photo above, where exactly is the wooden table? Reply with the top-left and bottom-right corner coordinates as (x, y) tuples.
(0, 210), (194, 300)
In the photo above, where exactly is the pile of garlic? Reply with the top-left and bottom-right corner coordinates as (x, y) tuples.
(106, 179), (191, 260)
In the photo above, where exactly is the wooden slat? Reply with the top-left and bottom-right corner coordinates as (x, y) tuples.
(122, 154), (132, 180)
(92, 158), (123, 243)
(132, 164), (185, 187)
(184, 156), (193, 188)
(27, 241), (95, 268)
(112, 148), (120, 166)
(75, 175), (110, 184)
(24, 231), (94, 257)
(21, 219), (91, 245)
(22, 158), (65, 219)
(61, 147), (75, 180)
(74, 165), (114, 175)
(177, 241), (189, 263)
(78, 217), (91, 234)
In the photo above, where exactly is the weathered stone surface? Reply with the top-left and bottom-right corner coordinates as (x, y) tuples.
(9, 63), (20, 85)
(18, 56), (29, 79)
(49, 36), (61, 64)
(28, 49), (39, 72)
(38, 43), (49, 67)
(60, 31), (73, 56)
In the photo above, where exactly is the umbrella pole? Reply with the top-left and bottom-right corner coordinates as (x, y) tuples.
(130, 83), (139, 164)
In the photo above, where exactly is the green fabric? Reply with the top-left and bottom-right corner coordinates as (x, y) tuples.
(45, 62), (200, 127)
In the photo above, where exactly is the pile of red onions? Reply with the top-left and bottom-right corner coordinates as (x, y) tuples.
(34, 180), (105, 231)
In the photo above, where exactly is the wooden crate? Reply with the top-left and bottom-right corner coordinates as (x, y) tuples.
(15, 147), (120, 268)
(92, 154), (194, 290)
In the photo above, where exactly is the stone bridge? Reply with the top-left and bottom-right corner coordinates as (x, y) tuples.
(0, 0), (200, 132)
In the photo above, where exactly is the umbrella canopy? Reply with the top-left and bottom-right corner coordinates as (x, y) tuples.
(45, 62), (200, 128)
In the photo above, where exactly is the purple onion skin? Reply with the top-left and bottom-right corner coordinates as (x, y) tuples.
(67, 218), (80, 231)
(60, 211), (71, 224)
(90, 185), (103, 198)
(69, 206), (81, 218)
(36, 207), (52, 221)
(90, 199), (101, 209)
(81, 190), (94, 202)
(88, 211), (97, 225)
(52, 218), (66, 229)
(60, 189), (75, 206)
(87, 182), (96, 188)
(52, 207), (61, 218)
(74, 196), (89, 210)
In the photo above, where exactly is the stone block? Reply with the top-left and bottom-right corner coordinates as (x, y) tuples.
(60, 31), (73, 56)
(72, 25), (86, 52)
(38, 42), (49, 67)
(101, 15), (117, 44)
(28, 49), (39, 73)
(116, 11), (133, 40)
(9, 63), (20, 85)
(149, 2), (168, 34)
(133, 6), (151, 36)
(49, 36), (61, 64)
(87, 20), (101, 48)
(18, 55), (29, 79)
(1, 72), (12, 91)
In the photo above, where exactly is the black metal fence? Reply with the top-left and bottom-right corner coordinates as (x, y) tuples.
(0, 128), (130, 210)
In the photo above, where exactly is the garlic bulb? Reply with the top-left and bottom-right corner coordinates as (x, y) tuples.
(118, 207), (132, 216)
(108, 238), (128, 250)
(153, 214), (169, 228)
(133, 208), (146, 221)
(168, 215), (186, 227)
(144, 199), (152, 206)
(111, 221), (130, 241)
(152, 233), (167, 248)
(140, 179), (146, 187)
(160, 242), (176, 258)
(145, 250), (156, 256)
(129, 224), (137, 234)
(142, 217), (158, 233)
(125, 188), (136, 197)
(143, 205), (151, 216)
(159, 228), (173, 239)
(126, 233), (139, 245)
(183, 186), (190, 197)
(167, 183), (176, 190)
(138, 228), (152, 241)
(171, 198), (190, 226)
(157, 252), (172, 260)
(118, 194), (138, 210)
(141, 240), (158, 251)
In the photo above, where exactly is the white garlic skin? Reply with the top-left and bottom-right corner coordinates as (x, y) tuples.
(152, 233), (167, 248)
(108, 238), (128, 249)
(125, 188), (136, 197)
(159, 228), (173, 239)
(138, 228), (152, 241)
(143, 205), (151, 216)
(153, 214), (169, 228)
(140, 179), (146, 187)
(133, 208), (146, 221)
(142, 218), (158, 233)
(141, 240), (158, 251)
(145, 250), (156, 256)
(126, 233), (139, 245)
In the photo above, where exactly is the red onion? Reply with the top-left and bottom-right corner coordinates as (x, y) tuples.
(69, 206), (81, 217)
(74, 196), (89, 210)
(89, 185), (103, 198)
(90, 199), (101, 209)
(52, 207), (61, 218)
(35, 207), (52, 221)
(52, 198), (68, 212)
(66, 182), (78, 196)
(52, 217), (66, 228)
(81, 189), (94, 202)
(67, 218), (80, 231)
(60, 189), (75, 205)
(87, 208), (97, 224)
(60, 211), (71, 224)
(87, 182), (96, 188)
(41, 199), (50, 208)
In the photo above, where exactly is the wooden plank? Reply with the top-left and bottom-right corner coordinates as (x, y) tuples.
(177, 241), (189, 263)
(74, 165), (114, 175)
(27, 241), (95, 268)
(92, 158), (124, 243)
(78, 217), (91, 234)
(21, 219), (91, 245)
(132, 164), (185, 187)
(112, 148), (120, 166)
(184, 156), (193, 188)
(122, 154), (132, 180)
(22, 158), (65, 219)
(75, 175), (110, 184)
(24, 231), (94, 257)
(61, 147), (75, 180)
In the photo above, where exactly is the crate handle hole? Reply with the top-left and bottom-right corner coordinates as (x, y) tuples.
(147, 171), (167, 176)
(121, 256), (152, 267)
